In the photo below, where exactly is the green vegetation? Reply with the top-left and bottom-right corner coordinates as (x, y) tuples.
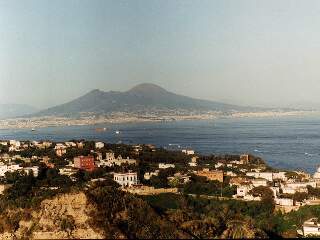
(183, 174), (236, 197)
(86, 182), (189, 239)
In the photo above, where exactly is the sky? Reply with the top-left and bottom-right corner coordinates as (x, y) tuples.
(1, 0), (320, 109)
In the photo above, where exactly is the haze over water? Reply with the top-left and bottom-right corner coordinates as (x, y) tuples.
(1, 116), (320, 173)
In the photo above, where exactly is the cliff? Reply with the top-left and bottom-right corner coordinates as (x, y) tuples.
(0, 192), (105, 239)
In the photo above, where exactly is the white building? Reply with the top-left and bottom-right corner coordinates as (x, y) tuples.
(230, 160), (242, 165)
(144, 170), (159, 180)
(302, 218), (320, 237)
(243, 195), (261, 201)
(182, 149), (195, 155)
(282, 187), (296, 194)
(276, 198), (294, 206)
(59, 167), (78, 177)
(98, 155), (136, 167)
(273, 172), (288, 181)
(314, 167), (320, 179)
(215, 162), (225, 169)
(188, 156), (198, 167)
(95, 142), (105, 149)
(24, 166), (39, 177)
(283, 181), (316, 190)
(106, 152), (115, 161)
(270, 186), (280, 197)
(0, 165), (23, 177)
(114, 172), (138, 187)
(54, 143), (67, 157)
(159, 163), (175, 169)
(96, 152), (103, 161)
(65, 142), (77, 147)
(246, 172), (274, 181)
(251, 178), (268, 187)
(9, 140), (20, 148)
(225, 171), (237, 177)
(235, 185), (253, 198)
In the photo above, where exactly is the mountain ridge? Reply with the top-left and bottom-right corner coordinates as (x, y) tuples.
(32, 83), (267, 117)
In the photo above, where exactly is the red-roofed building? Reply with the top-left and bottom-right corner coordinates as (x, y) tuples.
(74, 156), (95, 171)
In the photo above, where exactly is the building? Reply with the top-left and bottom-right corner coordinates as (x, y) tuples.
(24, 166), (39, 177)
(97, 154), (137, 167)
(302, 218), (320, 237)
(95, 142), (105, 149)
(229, 177), (251, 186)
(182, 149), (195, 155)
(273, 172), (288, 181)
(77, 142), (84, 149)
(113, 172), (138, 187)
(133, 145), (143, 152)
(59, 167), (78, 177)
(235, 185), (253, 198)
(270, 186), (280, 197)
(144, 170), (159, 180)
(240, 154), (249, 164)
(96, 152), (103, 161)
(225, 171), (237, 177)
(65, 142), (76, 147)
(246, 172), (274, 181)
(0, 164), (38, 177)
(9, 140), (20, 148)
(55, 143), (67, 157)
(251, 178), (268, 187)
(74, 156), (95, 171)
(105, 152), (115, 161)
(159, 163), (175, 169)
(215, 162), (225, 169)
(0, 165), (22, 177)
(196, 169), (223, 182)
(189, 156), (198, 167)
(314, 167), (320, 179)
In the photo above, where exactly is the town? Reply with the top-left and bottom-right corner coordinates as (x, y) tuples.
(0, 139), (319, 237)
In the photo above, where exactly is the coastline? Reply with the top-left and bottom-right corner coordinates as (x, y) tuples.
(0, 110), (318, 130)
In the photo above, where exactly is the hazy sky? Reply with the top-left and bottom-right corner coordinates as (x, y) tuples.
(1, 0), (320, 109)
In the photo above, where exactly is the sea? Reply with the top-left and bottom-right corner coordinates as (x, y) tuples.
(1, 115), (320, 173)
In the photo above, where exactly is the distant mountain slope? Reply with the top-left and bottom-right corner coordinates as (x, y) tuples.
(0, 104), (38, 119)
(33, 83), (264, 117)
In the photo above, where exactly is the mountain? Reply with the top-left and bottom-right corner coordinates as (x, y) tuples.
(0, 104), (38, 119)
(33, 83), (264, 117)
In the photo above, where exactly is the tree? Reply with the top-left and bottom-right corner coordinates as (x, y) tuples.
(249, 186), (275, 212)
(293, 192), (308, 202)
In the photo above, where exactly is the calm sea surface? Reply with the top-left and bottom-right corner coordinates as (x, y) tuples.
(1, 116), (320, 173)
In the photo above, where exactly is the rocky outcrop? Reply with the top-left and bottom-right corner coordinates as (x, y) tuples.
(0, 192), (105, 239)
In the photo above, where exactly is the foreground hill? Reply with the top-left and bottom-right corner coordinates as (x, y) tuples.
(33, 83), (262, 117)
(0, 187), (190, 239)
(0, 104), (37, 119)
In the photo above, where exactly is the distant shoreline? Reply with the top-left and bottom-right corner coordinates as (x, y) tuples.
(0, 110), (318, 130)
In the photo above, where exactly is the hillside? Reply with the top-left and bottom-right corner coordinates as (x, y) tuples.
(33, 83), (262, 117)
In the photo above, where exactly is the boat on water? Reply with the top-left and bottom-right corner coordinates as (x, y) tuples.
(115, 130), (120, 134)
(31, 128), (36, 131)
